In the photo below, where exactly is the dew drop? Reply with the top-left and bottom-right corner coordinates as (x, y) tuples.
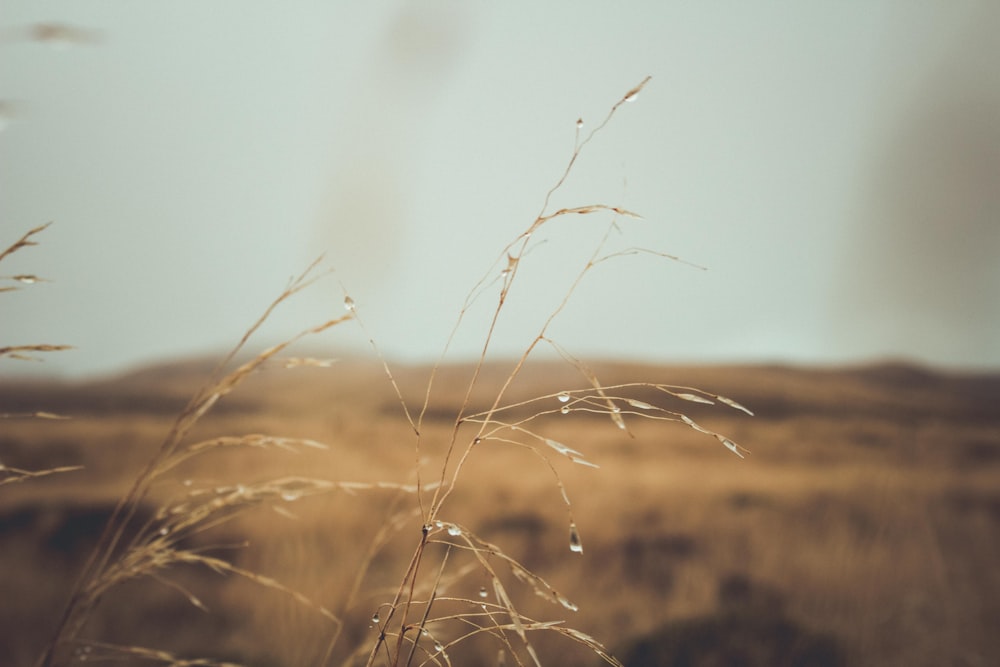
(611, 405), (621, 413)
(343, 296), (356, 312)
(421, 628), (430, 637)
(560, 406), (570, 415)
(473, 437), (482, 445)
(371, 611), (380, 624)
(557, 391), (570, 403)
(623, 83), (643, 103)
(447, 524), (462, 536)
(569, 522), (583, 553)
(158, 527), (169, 536)
(576, 118), (584, 128)
(280, 490), (301, 502)
(434, 640), (444, 652)
(479, 586), (488, 599)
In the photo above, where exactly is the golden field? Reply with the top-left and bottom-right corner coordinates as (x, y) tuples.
(1, 357), (998, 666)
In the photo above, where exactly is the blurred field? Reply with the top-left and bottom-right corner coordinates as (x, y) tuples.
(2, 358), (998, 666)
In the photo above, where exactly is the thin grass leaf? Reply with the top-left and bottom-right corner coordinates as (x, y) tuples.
(0, 465), (83, 486)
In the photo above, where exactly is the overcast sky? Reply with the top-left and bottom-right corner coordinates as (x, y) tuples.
(2, 1), (998, 379)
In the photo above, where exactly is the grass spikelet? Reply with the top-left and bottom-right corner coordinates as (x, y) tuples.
(0, 222), (52, 263)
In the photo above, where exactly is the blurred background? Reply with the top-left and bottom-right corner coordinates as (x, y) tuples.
(2, 1), (998, 379)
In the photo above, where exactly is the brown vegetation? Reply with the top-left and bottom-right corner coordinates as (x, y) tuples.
(2, 359), (998, 666)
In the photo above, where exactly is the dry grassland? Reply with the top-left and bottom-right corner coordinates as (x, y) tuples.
(2, 358), (998, 666)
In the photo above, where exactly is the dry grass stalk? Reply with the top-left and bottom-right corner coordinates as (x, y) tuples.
(2, 223), (77, 480)
(37, 77), (750, 667)
(0, 463), (84, 486)
(38, 261), (355, 667)
(354, 76), (748, 667)
(1, 223), (74, 364)
(1, 222), (52, 263)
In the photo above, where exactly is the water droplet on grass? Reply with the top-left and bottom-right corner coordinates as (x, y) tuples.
(371, 611), (380, 624)
(560, 406), (570, 415)
(343, 296), (355, 312)
(479, 586), (488, 599)
(569, 522), (583, 553)
(447, 524), (462, 536)
(623, 79), (647, 103)
(557, 391), (571, 403)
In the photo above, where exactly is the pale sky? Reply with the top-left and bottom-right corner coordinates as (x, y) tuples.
(2, 1), (998, 379)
